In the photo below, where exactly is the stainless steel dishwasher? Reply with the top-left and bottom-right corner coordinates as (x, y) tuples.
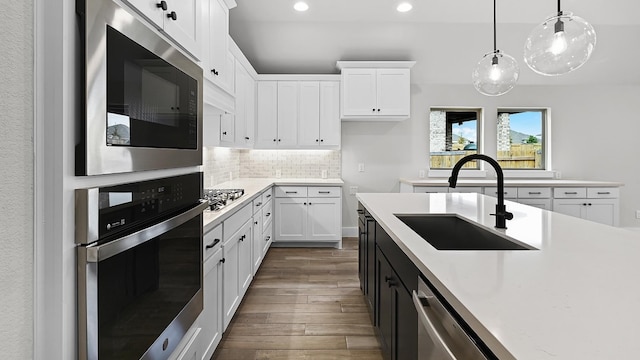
(413, 276), (490, 360)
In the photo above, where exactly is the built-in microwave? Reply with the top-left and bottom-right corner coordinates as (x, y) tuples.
(76, 0), (203, 175)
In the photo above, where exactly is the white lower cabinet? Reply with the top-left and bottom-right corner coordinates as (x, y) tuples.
(553, 199), (619, 226)
(274, 186), (342, 245)
(200, 245), (223, 360)
(252, 191), (273, 274)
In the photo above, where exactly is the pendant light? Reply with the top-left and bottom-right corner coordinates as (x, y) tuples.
(524, 0), (596, 76)
(472, 0), (519, 96)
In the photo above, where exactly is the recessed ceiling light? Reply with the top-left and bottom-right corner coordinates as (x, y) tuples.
(294, 1), (309, 12)
(397, 2), (412, 12)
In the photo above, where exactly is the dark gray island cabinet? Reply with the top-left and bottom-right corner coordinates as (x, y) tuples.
(359, 202), (419, 360)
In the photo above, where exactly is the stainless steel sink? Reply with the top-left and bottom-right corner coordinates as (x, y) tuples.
(396, 214), (537, 250)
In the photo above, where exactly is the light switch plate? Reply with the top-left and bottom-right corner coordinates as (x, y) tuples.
(275, 169), (282, 178)
(419, 170), (425, 178)
(636, 210), (640, 219)
(349, 186), (358, 195)
(358, 163), (365, 172)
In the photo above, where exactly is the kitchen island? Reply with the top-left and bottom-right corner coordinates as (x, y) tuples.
(357, 192), (640, 359)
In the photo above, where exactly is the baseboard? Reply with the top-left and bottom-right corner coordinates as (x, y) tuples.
(623, 227), (640, 232)
(342, 226), (358, 237)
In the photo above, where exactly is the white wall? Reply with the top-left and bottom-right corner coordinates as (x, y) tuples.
(341, 83), (640, 229)
(0, 1), (34, 358)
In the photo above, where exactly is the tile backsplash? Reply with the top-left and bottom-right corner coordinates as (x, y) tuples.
(203, 147), (341, 187)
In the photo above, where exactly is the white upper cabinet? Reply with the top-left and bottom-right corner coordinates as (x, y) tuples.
(234, 61), (256, 148)
(204, 0), (235, 93)
(256, 78), (341, 149)
(125, 0), (202, 59)
(337, 61), (415, 121)
(299, 81), (340, 148)
(277, 81), (299, 147)
(256, 81), (278, 148)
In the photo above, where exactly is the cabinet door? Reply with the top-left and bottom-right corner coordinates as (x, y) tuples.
(252, 215), (263, 275)
(376, 69), (410, 116)
(365, 216), (376, 321)
(245, 75), (256, 147)
(219, 113), (235, 144)
(222, 234), (240, 330)
(238, 221), (253, 297)
(163, 0), (201, 59)
(200, 248), (223, 360)
(298, 81), (321, 147)
(206, 0), (228, 86)
(274, 197), (307, 241)
(277, 81), (298, 147)
(553, 199), (586, 219)
(234, 62), (248, 146)
(319, 81), (340, 147)
(342, 68), (377, 116)
(376, 249), (394, 360)
(358, 217), (366, 295)
(585, 199), (619, 226)
(307, 197), (341, 241)
(262, 222), (273, 256)
(256, 81), (278, 148)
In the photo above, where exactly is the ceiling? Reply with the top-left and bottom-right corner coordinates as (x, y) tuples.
(229, 0), (640, 85)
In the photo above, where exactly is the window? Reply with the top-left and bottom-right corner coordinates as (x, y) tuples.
(429, 108), (481, 169)
(496, 109), (546, 170)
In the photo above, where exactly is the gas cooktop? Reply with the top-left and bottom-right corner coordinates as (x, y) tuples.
(203, 188), (245, 211)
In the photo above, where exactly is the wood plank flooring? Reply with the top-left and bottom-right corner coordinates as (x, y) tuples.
(211, 238), (383, 360)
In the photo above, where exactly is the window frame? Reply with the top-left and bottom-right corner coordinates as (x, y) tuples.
(428, 106), (487, 177)
(497, 107), (553, 177)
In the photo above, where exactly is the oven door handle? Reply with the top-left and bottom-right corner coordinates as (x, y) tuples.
(412, 290), (457, 360)
(84, 200), (209, 263)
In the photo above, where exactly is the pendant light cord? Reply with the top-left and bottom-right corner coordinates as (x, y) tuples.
(493, 0), (497, 52)
(557, 0), (562, 15)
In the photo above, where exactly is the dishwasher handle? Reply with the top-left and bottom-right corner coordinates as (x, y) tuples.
(413, 290), (458, 360)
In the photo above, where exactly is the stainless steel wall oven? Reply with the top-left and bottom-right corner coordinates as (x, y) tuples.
(76, 173), (208, 360)
(76, 0), (203, 175)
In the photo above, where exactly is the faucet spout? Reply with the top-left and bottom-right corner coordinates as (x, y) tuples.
(449, 154), (513, 229)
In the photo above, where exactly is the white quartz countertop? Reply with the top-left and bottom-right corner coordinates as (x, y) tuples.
(400, 178), (624, 187)
(357, 192), (640, 359)
(203, 178), (343, 233)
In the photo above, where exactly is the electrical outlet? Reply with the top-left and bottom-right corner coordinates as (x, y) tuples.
(419, 170), (426, 178)
(275, 169), (281, 178)
(636, 210), (640, 219)
(555, 171), (562, 179)
(349, 186), (358, 195)
(358, 163), (365, 172)
(229, 172), (233, 181)
(321, 169), (328, 179)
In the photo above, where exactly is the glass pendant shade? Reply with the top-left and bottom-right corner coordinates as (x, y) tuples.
(472, 50), (519, 96)
(524, 12), (596, 76)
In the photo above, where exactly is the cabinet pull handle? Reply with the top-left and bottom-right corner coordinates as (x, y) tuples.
(211, 69), (219, 76)
(565, 191), (578, 195)
(220, 258), (225, 264)
(266, 212), (271, 217)
(256, 202), (262, 206)
(304, 202), (307, 205)
(316, 139), (319, 142)
(588, 203), (592, 206)
(308, 202), (312, 205)
(357, 209), (364, 214)
(206, 238), (221, 249)
(273, 139), (277, 142)
(285, 191), (297, 194)
(265, 236), (271, 242)
(240, 235), (245, 241)
(377, 109), (381, 112)
(222, 131), (227, 135)
(319, 191), (330, 194)
(278, 139), (281, 142)
(320, 139), (324, 142)
(156, 1), (167, 10)
(266, 194), (272, 198)
(167, 11), (177, 20)
(372, 108), (375, 112)
(597, 191), (610, 195)
(254, 221), (258, 225)
(245, 136), (250, 140)
(528, 192), (541, 195)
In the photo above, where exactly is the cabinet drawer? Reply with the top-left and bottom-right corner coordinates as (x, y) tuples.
(449, 186), (482, 194)
(253, 196), (264, 214)
(203, 223), (223, 261)
(587, 187), (619, 199)
(223, 203), (252, 239)
(554, 188), (587, 198)
(275, 186), (308, 198)
(308, 186), (341, 197)
(413, 186), (445, 194)
(484, 187), (517, 199)
(517, 187), (552, 199)
(517, 198), (552, 210)
(262, 199), (273, 228)
(262, 187), (274, 203)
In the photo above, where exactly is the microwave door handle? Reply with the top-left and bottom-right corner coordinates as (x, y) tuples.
(84, 200), (209, 263)
(412, 290), (458, 360)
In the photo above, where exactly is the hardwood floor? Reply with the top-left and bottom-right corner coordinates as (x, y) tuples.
(212, 238), (383, 360)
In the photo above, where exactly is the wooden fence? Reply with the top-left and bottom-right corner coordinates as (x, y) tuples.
(430, 144), (542, 169)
